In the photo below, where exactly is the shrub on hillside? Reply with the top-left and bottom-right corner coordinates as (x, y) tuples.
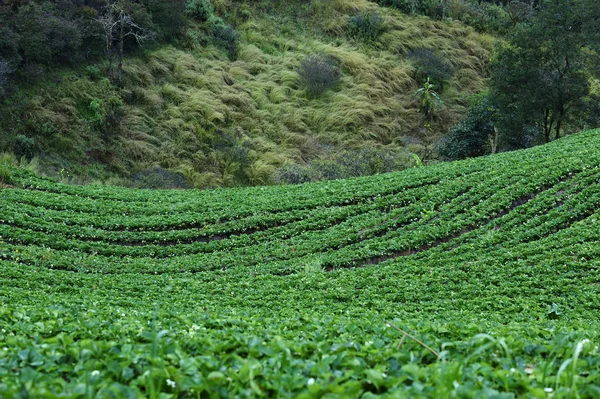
(348, 12), (384, 42)
(13, 134), (35, 159)
(88, 97), (124, 140)
(275, 147), (407, 184)
(298, 54), (342, 98)
(133, 167), (191, 189)
(408, 49), (454, 91)
(338, 147), (399, 177)
(213, 23), (239, 60)
(437, 94), (496, 160)
(14, 2), (83, 65)
(274, 164), (317, 185)
(185, 0), (214, 21)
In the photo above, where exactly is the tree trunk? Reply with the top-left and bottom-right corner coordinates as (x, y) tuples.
(489, 127), (498, 154)
(118, 12), (124, 86)
(106, 26), (114, 82)
(555, 107), (564, 140)
(543, 107), (554, 143)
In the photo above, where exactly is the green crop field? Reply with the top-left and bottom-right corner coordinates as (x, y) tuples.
(2, 129), (600, 398)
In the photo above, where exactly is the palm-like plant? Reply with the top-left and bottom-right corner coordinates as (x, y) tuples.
(414, 77), (442, 121)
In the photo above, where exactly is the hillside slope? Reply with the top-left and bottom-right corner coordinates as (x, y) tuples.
(2, 130), (600, 396)
(0, 0), (494, 187)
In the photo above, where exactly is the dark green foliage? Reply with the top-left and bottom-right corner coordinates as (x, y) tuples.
(408, 49), (453, 91)
(274, 164), (317, 184)
(14, 2), (83, 65)
(490, 0), (599, 148)
(376, 0), (513, 33)
(185, 0), (214, 21)
(348, 12), (384, 42)
(0, 26), (21, 67)
(88, 96), (124, 140)
(132, 167), (191, 189)
(142, 0), (187, 42)
(505, 0), (533, 26)
(209, 129), (255, 185)
(0, 57), (12, 93)
(453, 1), (512, 33)
(298, 54), (342, 98)
(376, 0), (441, 17)
(0, 165), (12, 185)
(338, 147), (400, 177)
(85, 65), (102, 80)
(0, 0), (184, 83)
(213, 23), (239, 60)
(13, 134), (35, 159)
(437, 93), (497, 160)
(275, 147), (405, 184)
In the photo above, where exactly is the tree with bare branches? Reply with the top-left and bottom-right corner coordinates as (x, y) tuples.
(96, 0), (153, 85)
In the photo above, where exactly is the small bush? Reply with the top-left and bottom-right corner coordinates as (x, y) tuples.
(377, 0), (440, 17)
(0, 165), (12, 185)
(338, 147), (399, 177)
(13, 134), (35, 159)
(311, 160), (347, 181)
(437, 93), (496, 160)
(185, 0), (214, 21)
(0, 152), (17, 186)
(408, 49), (454, 91)
(85, 65), (102, 81)
(275, 147), (407, 184)
(348, 12), (384, 42)
(88, 96), (124, 138)
(298, 54), (342, 98)
(213, 23), (239, 60)
(132, 167), (191, 189)
(274, 164), (316, 185)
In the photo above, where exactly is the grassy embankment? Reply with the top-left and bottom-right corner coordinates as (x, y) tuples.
(0, 0), (494, 187)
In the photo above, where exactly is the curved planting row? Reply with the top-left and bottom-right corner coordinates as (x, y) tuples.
(2, 132), (600, 277)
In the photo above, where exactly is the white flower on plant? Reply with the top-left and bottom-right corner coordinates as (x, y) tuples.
(307, 378), (315, 386)
(167, 379), (176, 388)
(91, 370), (100, 376)
(544, 387), (553, 393)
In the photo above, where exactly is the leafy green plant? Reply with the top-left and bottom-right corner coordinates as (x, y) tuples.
(414, 77), (442, 121)
(2, 129), (600, 396)
(408, 49), (454, 92)
(185, 0), (214, 21)
(0, 165), (12, 185)
(548, 302), (561, 320)
(85, 65), (102, 81)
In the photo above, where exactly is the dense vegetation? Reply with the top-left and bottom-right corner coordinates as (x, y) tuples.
(2, 129), (600, 396)
(0, 0), (504, 187)
(1, 0), (598, 187)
